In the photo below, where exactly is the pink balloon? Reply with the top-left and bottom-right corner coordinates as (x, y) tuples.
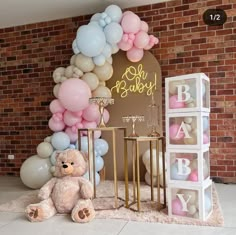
(49, 99), (65, 114)
(169, 124), (184, 141)
(172, 198), (187, 216)
(203, 133), (209, 144)
(48, 117), (65, 132)
(65, 127), (78, 143)
(58, 78), (91, 112)
(188, 169), (198, 182)
(121, 12), (141, 34)
(82, 120), (97, 129)
(82, 104), (100, 122)
(134, 31), (149, 49)
(64, 110), (82, 126)
(126, 46), (144, 62)
(95, 108), (110, 125)
(117, 40), (133, 51)
(52, 112), (63, 122)
(140, 21), (149, 32)
(169, 95), (185, 109)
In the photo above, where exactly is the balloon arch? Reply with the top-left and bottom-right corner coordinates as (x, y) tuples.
(20, 5), (159, 189)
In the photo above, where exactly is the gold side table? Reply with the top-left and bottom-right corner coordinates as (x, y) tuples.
(78, 127), (127, 208)
(124, 136), (166, 212)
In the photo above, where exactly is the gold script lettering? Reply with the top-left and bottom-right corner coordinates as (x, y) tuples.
(111, 64), (157, 98)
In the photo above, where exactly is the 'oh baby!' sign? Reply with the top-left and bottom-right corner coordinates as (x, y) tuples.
(111, 64), (157, 98)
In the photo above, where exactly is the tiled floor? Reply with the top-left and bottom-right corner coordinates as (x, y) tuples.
(0, 176), (236, 235)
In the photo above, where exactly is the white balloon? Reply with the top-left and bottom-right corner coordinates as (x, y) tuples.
(74, 53), (95, 72)
(51, 132), (70, 150)
(36, 142), (53, 158)
(104, 22), (123, 44)
(82, 72), (99, 91)
(94, 138), (109, 156)
(20, 155), (52, 189)
(65, 65), (75, 78)
(105, 5), (123, 23)
(92, 85), (112, 98)
(93, 61), (113, 81)
(53, 83), (61, 98)
(76, 24), (106, 57)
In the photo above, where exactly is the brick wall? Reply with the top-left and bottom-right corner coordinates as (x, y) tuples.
(0, 0), (235, 182)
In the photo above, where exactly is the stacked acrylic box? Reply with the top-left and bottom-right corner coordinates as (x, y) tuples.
(165, 73), (213, 221)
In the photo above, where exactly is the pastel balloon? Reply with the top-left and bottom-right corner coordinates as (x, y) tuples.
(58, 78), (91, 112)
(93, 61), (113, 81)
(203, 116), (209, 131)
(50, 150), (60, 166)
(94, 138), (109, 156)
(48, 117), (65, 132)
(95, 108), (110, 126)
(205, 194), (212, 214)
(188, 169), (198, 182)
(51, 131), (70, 150)
(53, 67), (65, 84)
(170, 162), (189, 181)
(72, 39), (80, 54)
(144, 172), (164, 187)
(134, 31), (149, 49)
(126, 46), (144, 62)
(117, 40), (133, 51)
(203, 133), (209, 144)
(92, 85), (112, 98)
(121, 12), (141, 34)
(169, 95), (185, 109)
(169, 124), (184, 140)
(20, 155), (52, 189)
(179, 189), (198, 204)
(183, 134), (197, 145)
(172, 198), (187, 216)
(81, 72), (99, 91)
(140, 21), (149, 32)
(65, 65), (75, 78)
(93, 54), (106, 66)
(102, 43), (112, 58)
(74, 53), (95, 72)
(76, 24), (106, 57)
(104, 22), (123, 44)
(105, 4), (122, 23)
(49, 99), (65, 114)
(65, 127), (78, 143)
(83, 171), (100, 186)
(76, 136), (88, 152)
(36, 142), (53, 159)
(64, 111), (81, 126)
(82, 103), (100, 122)
(82, 120), (97, 129)
(53, 84), (61, 98)
(95, 156), (104, 172)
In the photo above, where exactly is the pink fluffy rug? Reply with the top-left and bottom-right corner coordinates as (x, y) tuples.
(0, 181), (224, 226)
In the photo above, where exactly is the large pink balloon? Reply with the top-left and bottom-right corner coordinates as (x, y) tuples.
(58, 78), (91, 112)
(49, 99), (65, 114)
(95, 108), (110, 125)
(117, 40), (133, 51)
(48, 117), (65, 132)
(134, 31), (149, 49)
(64, 110), (82, 126)
(82, 104), (100, 122)
(121, 12), (141, 33)
(126, 47), (144, 62)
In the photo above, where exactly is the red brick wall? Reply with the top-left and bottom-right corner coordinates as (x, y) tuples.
(0, 0), (235, 182)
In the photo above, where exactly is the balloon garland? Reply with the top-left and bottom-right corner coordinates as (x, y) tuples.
(20, 4), (159, 189)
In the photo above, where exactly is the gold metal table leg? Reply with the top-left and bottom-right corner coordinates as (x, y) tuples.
(136, 140), (141, 212)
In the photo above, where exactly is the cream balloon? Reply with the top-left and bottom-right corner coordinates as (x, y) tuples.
(184, 134), (197, 145)
(188, 205), (197, 215)
(184, 117), (193, 124)
(53, 67), (65, 83)
(65, 65), (75, 78)
(73, 67), (83, 78)
(53, 84), (61, 98)
(70, 55), (76, 65)
(82, 72), (99, 91)
(93, 61), (113, 81)
(20, 155), (52, 189)
(92, 85), (112, 98)
(144, 172), (164, 187)
(169, 80), (185, 95)
(44, 136), (52, 143)
(36, 142), (53, 158)
(74, 53), (95, 72)
(179, 189), (198, 204)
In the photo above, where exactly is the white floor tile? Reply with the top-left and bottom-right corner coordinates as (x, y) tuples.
(0, 212), (23, 227)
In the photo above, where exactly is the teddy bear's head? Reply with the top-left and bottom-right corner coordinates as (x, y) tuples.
(54, 149), (88, 178)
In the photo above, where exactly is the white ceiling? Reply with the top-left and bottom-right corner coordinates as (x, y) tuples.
(0, 0), (170, 29)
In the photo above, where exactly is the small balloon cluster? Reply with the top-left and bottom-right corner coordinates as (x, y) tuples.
(72, 5), (159, 65)
(170, 153), (209, 182)
(142, 149), (165, 187)
(171, 189), (212, 218)
(169, 116), (210, 145)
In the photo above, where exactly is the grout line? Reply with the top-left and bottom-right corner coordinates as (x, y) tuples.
(117, 220), (129, 235)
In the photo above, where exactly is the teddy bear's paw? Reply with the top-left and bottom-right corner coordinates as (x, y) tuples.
(25, 206), (43, 222)
(72, 207), (95, 223)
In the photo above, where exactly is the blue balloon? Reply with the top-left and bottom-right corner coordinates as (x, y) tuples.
(170, 162), (189, 181)
(203, 116), (209, 131)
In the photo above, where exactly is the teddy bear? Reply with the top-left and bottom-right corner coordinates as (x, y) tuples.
(25, 149), (95, 223)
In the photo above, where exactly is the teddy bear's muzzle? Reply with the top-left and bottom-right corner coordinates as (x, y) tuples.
(61, 163), (74, 175)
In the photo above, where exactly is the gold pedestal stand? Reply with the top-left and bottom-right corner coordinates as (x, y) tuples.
(124, 136), (166, 212)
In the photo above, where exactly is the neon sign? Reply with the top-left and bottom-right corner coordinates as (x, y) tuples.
(111, 64), (157, 98)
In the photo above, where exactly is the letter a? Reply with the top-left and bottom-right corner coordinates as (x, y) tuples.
(176, 121), (191, 139)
